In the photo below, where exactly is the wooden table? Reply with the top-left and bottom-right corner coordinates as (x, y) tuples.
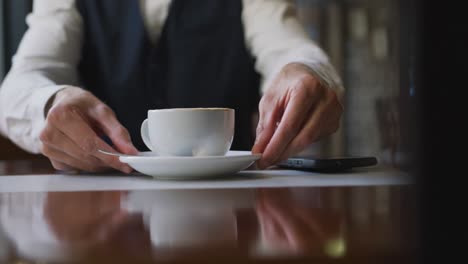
(0, 160), (418, 264)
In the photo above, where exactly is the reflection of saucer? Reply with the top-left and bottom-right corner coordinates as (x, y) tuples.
(118, 151), (261, 180)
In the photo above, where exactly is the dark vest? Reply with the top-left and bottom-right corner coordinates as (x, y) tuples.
(76, 0), (260, 151)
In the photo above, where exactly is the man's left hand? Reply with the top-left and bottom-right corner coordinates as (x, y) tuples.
(252, 63), (343, 169)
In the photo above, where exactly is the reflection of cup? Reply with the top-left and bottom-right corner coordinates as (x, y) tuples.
(149, 209), (237, 248)
(124, 190), (254, 248)
(140, 108), (235, 156)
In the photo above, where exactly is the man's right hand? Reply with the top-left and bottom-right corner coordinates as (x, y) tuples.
(39, 87), (138, 173)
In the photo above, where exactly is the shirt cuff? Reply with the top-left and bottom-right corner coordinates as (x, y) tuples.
(260, 46), (344, 97)
(28, 85), (68, 153)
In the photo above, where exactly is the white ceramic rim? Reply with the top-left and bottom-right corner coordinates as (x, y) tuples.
(148, 108), (233, 113)
(119, 151), (260, 163)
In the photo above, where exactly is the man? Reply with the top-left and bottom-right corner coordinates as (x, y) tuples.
(0, 0), (343, 173)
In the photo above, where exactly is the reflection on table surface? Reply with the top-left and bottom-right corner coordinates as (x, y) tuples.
(0, 184), (418, 263)
(0, 159), (55, 176)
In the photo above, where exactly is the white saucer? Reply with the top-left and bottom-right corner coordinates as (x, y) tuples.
(117, 151), (261, 180)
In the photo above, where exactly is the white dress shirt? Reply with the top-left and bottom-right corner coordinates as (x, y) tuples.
(0, 0), (343, 154)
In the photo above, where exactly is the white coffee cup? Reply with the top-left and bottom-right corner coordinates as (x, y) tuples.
(140, 108), (235, 156)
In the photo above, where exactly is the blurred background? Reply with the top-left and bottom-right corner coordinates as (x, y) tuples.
(0, 0), (417, 171)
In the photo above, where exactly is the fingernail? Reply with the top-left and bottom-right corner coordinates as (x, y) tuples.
(261, 157), (277, 170)
(122, 166), (133, 174)
(252, 144), (264, 155)
(252, 147), (259, 154)
(129, 144), (139, 154)
(123, 143), (138, 155)
(257, 161), (267, 170)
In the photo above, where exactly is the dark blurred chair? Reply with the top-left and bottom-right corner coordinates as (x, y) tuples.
(0, 0), (42, 160)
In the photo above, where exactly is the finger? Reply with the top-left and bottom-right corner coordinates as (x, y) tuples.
(41, 123), (103, 165)
(278, 105), (324, 162)
(252, 93), (283, 154)
(43, 145), (104, 172)
(279, 98), (342, 161)
(48, 105), (132, 173)
(50, 160), (74, 172)
(93, 142), (133, 173)
(258, 89), (316, 169)
(91, 105), (139, 155)
(252, 96), (283, 155)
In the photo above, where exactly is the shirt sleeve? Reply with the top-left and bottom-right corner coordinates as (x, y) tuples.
(0, 0), (83, 153)
(242, 0), (344, 94)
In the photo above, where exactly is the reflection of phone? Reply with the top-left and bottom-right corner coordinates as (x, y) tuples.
(278, 156), (378, 172)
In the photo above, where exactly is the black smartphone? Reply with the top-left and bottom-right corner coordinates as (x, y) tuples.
(277, 156), (378, 172)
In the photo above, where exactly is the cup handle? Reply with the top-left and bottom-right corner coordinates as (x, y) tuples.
(140, 119), (154, 152)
